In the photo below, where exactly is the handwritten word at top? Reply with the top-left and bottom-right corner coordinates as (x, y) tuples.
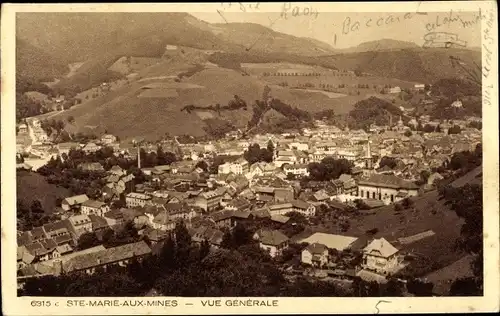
(220, 2), (261, 13)
(425, 9), (486, 32)
(281, 2), (319, 20)
(341, 12), (416, 37)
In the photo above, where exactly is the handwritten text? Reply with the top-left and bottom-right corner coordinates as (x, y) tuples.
(425, 9), (486, 32)
(281, 2), (319, 20)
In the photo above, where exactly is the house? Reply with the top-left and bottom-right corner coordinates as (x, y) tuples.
(63, 241), (151, 275)
(101, 134), (117, 144)
(143, 228), (171, 246)
(109, 165), (126, 177)
(165, 203), (200, 221)
(190, 225), (224, 248)
(81, 142), (101, 154)
(302, 243), (329, 267)
(291, 199), (316, 217)
(68, 214), (93, 237)
(273, 187), (295, 203)
(283, 163), (309, 177)
(217, 158), (249, 175)
(361, 238), (400, 275)
(254, 229), (289, 258)
(103, 209), (125, 227)
(194, 190), (222, 212)
(357, 174), (419, 204)
(298, 233), (358, 252)
(388, 86), (401, 94)
(210, 210), (234, 229)
(268, 203), (294, 216)
(125, 192), (152, 208)
(81, 200), (110, 217)
(274, 150), (298, 168)
(78, 162), (105, 172)
(42, 220), (72, 241)
(61, 194), (89, 211)
(18, 123), (28, 134)
(19, 239), (60, 265)
(427, 172), (444, 186)
(88, 215), (110, 235)
(151, 211), (177, 231)
(57, 142), (79, 155)
(225, 197), (251, 212)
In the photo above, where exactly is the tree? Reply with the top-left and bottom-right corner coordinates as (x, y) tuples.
(195, 160), (208, 172)
(209, 156), (225, 174)
(394, 203), (403, 212)
(67, 116), (75, 124)
(448, 125), (461, 134)
(404, 130), (412, 137)
(77, 232), (101, 250)
(378, 156), (397, 169)
(407, 279), (434, 296)
(402, 198), (414, 209)
(423, 124), (435, 133)
(307, 157), (352, 181)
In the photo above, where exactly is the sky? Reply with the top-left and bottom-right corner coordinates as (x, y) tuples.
(191, 10), (482, 49)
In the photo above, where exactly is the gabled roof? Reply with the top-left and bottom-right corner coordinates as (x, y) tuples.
(64, 194), (89, 206)
(82, 199), (107, 209)
(63, 241), (151, 272)
(363, 238), (398, 258)
(259, 230), (289, 246)
(270, 214), (290, 224)
(305, 242), (328, 255)
(291, 199), (311, 210)
(358, 174), (419, 190)
(88, 214), (110, 230)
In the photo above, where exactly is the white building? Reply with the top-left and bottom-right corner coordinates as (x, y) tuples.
(81, 200), (110, 217)
(361, 238), (400, 275)
(254, 229), (289, 258)
(283, 163), (309, 177)
(125, 192), (152, 208)
(217, 158), (249, 175)
(357, 174), (419, 204)
(301, 243), (329, 267)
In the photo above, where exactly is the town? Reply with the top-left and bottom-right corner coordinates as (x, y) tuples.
(16, 108), (483, 297)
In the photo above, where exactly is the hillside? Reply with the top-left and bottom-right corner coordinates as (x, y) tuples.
(319, 48), (481, 83)
(16, 12), (336, 93)
(211, 22), (335, 56)
(347, 96), (404, 130)
(339, 39), (420, 53)
(16, 170), (70, 213)
(16, 38), (69, 83)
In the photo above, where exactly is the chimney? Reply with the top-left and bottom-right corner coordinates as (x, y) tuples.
(137, 145), (141, 169)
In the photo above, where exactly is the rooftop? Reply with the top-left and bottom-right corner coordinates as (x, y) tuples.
(299, 233), (358, 251)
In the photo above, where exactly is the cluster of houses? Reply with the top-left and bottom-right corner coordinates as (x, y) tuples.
(16, 114), (482, 288)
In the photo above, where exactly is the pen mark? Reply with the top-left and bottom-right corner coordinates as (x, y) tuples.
(246, 15), (281, 51)
(375, 300), (391, 314)
(217, 9), (229, 24)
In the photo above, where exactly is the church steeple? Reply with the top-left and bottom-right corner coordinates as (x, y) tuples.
(365, 139), (373, 169)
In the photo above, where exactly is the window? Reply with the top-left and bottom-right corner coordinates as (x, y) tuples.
(372, 192), (376, 199)
(360, 190), (364, 198)
(390, 195), (394, 202)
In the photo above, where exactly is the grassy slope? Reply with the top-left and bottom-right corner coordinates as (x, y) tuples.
(17, 170), (70, 214)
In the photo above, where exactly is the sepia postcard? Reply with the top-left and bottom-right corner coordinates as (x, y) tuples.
(1, 1), (499, 315)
